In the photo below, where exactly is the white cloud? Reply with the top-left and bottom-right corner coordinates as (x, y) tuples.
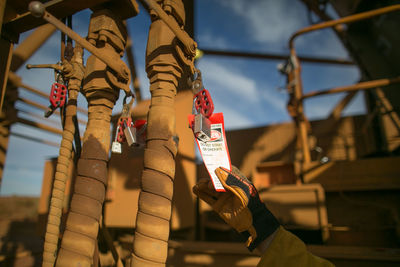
(198, 59), (258, 102)
(197, 31), (231, 49)
(259, 88), (287, 114)
(216, 101), (255, 129)
(197, 58), (290, 128)
(220, 0), (308, 47)
(296, 29), (349, 58)
(199, 58), (288, 114)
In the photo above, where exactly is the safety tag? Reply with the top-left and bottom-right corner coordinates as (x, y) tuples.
(189, 113), (231, 192)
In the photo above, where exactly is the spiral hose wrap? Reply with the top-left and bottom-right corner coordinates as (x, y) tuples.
(42, 46), (84, 267)
(56, 101), (114, 267)
(130, 10), (185, 265)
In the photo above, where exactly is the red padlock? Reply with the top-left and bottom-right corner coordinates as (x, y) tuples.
(49, 82), (67, 108)
(116, 117), (132, 143)
(194, 89), (214, 118)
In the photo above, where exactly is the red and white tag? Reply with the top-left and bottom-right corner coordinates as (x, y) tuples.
(189, 113), (231, 192)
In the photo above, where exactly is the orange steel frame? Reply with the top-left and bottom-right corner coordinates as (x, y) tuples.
(286, 4), (400, 165)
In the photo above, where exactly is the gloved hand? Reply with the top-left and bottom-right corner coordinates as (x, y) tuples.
(193, 166), (279, 251)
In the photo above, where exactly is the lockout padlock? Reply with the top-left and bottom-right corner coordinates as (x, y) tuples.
(123, 120), (147, 147)
(194, 89), (214, 118)
(116, 117), (132, 143)
(49, 82), (67, 108)
(111, 125), (122, 154)
(193, 113), (211, 142)
(124, 121), (137, 146)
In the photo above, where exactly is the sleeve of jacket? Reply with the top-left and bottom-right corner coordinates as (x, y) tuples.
(257, 226), (334, 267)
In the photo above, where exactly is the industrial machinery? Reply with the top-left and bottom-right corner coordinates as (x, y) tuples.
(0, 0), (399, 266)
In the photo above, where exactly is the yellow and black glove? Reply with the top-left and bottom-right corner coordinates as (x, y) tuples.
(193, 166), (279, 251)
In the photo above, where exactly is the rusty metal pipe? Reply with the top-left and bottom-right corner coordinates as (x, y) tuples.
(286, 4), (400, 165)
(42, 46), (85, 267)
(16, 117), (63, 135)
(55, 9), (126, 267)
(56, 101), (113, 267)
(26, 63), (63, 71)
(302, 76), (400, 99)
(130, 2), (188, 265)
(28, 1), (129, 83)
(10, 131), (60, 147)
(17, 108), (60, 127)
(17, 97), (87, 125)
(142, 0), (196, 58)
(200, 48), (354, 65)
(289, 4), (400, 49)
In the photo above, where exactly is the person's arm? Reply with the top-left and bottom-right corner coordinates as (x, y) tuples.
(257, 226), (334, 267)
(193, 166), (334, 266)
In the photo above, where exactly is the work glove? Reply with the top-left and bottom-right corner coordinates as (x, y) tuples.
(193, 166), (280, 251)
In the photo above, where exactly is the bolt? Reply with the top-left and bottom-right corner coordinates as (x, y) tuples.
(29, 1), (45, 18)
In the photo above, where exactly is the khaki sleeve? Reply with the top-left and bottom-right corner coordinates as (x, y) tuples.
(257, 226), (334, 267)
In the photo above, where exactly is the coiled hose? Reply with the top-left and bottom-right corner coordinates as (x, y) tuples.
(56, 51), (120, 267)
(130, 17), (183, 266)
(42, 46), (84, 267)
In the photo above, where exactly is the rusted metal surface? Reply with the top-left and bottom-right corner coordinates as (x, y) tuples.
(55, 8), (129, 267)
(28, 2), (131, 94)
(259, 184), (329, 241)
(129, 1), (194, 266)
(285, 49), (312, 165)
(3, 0), (138, 38)
(0, 39), (13, 114)
(104, 91), (196, 230)
(26, 63), (63, 71)
(284, 4), (400, 166)
(303, 157), (400, 191)
(303, 76), (400, 99)
(142, 0), (197, 59)
(42, 45), (85, 267)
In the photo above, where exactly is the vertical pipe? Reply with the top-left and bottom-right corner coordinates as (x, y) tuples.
(56, 9), (126, 267)
(291, 49), (311, 164)
(42, 46), (84, 267)
(0, 38), (13, 187)
(0, 39), (13, 113)
(56, 54), (116, 267)
(130, 3), (185, 265)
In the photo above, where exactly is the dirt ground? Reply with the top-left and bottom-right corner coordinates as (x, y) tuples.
(0, 196), (42, 267)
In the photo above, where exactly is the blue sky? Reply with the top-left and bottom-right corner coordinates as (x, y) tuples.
(0, 0), (364, 196)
